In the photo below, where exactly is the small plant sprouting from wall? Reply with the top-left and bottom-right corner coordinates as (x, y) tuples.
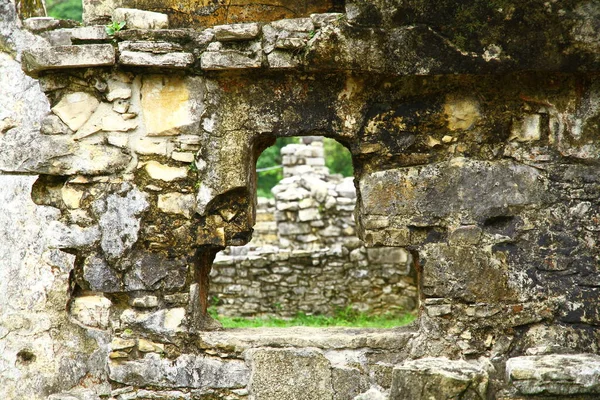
(105, 20), (126, 35)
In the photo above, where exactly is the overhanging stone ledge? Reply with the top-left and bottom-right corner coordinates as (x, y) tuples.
(22, 44), (115, 74)
(197, 326), (417, 352)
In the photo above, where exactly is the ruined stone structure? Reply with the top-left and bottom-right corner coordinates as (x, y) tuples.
(1, 0), (600, 398)
(211, 140), (417, 317)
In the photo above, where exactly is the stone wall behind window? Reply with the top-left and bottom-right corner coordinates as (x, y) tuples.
(210, 139), (418, 317)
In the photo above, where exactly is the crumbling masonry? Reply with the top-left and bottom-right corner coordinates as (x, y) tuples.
(1, 0), (600, 399)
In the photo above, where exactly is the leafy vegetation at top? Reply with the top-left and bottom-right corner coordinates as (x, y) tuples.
(256, 137), (298, 198)
(323, 138), (353, 177)
(45, 0), (82, 21)
(256, 137), (353, 198)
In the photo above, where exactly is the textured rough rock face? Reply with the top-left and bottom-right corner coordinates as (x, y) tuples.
(2, 0), (600, 398)
(390, 357), (489, 400)
(83, 0), (342, 27)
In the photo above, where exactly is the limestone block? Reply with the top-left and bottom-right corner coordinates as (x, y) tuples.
(200, 45), (263, 70)
(213, 23), (261, 41)
(443, 95), (481, 131)
(336, 178), (356, 199)
(267, 50), (301, 69)
(120, 308), (186, 335)
(138, 338), (164, 353)
(51, 92), (99, 131)
(118, 40), (183, 53)
(448, 225), (482, 245)
(61, 185), (84, 208)
(247, 348), (334, 400)
(510, 114), (542, 142)
(112, 99), (130, 113)
(141, 75), (197, 136)
(106, 78), (131, 101)
(506, 354), (600, 396)
(131, 137), (170, 156)
(113, 8), (169, 30)
(131, 296), (159, 309)
(95, 185), (149, 262)
(298, 207), (320, 222)
(40, 114), (71, 135)
(301, 175), (328, 202)
(22, 44), (115, 74)
(71, 25), (109, 41)
(171, 151), (195, 163)
(390, 358), (489, 400)
(41, 29), (73, 46)
(25, 141), (132, 175)
(101, 112), (138, 132)
(272, 18), (314, 32)
(422, 244), (518, 303)
(73, 102), (112, 139)
(70, 295), (112, 329)
(111, 337), (136, 351)
(144, 161), (188, 181)
(46, 220), (101, 250)
(83, 254), (121, 292)
(23, 17), (59, 32)
(109, 352), (250, 389)
(331, 366), (369, 400)
(275, 186), (310, 202)
(358, 159), (548, 223)
(311, 13), (344, 27)
(123, 253), (187, 291)
(119, 51), (194, 68)
(158, 192), (196, 218)
(278, 222), (311, 235)
(366, 247), (409, 265)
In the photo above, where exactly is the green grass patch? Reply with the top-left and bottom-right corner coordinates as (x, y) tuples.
(209, 307), (416, 329)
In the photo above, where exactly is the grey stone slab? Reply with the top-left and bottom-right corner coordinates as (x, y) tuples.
(200, 50), (262, 70)
(247, 348), (334, 400)
(118, 51), (194, 67)
(109, 353), (250, 389)
(213, 23), (261, 41)
(23, 17), (59, 32)
(390, 357), (489, 400)
(22, 44), (115, 73)
(118, 40), (182, 53)
(507, 354), (600, 396)
(71, 25), (109, 41)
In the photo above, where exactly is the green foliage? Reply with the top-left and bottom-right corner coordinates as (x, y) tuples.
(324, 138), (353, 177)
(209, 305), (416, 329)
(256, 137), (353, 197)
(105, 20), (126, 35)
(255, 137), (298, 198)
(45, 0), (82, 21)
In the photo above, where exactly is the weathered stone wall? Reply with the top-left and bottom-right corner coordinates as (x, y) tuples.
(83, 0), (344, 28)
(210, 140), (417, 317)
(2, 0), (600, 398)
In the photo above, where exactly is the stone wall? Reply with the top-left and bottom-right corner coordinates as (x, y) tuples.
(2, 0), (600, 398)
(210, 139), (417, 317)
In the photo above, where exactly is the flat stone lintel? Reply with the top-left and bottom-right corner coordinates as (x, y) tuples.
(118, 51), (195, 68)
(22, 44), (115, 74)
(197, 326), (417, 351)
(200, 50), (263, 70)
